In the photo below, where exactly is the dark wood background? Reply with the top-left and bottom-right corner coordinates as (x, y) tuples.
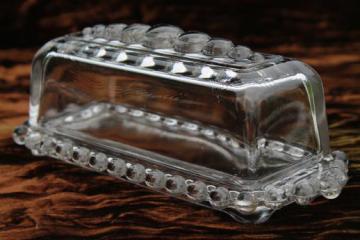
(0, 1), (359, 239)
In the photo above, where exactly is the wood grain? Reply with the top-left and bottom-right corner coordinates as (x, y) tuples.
(0, 1), (359, 239)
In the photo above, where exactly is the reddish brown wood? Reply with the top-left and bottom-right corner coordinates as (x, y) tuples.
(0, 1), (359, 239)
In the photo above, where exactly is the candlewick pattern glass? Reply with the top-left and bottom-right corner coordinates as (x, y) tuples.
(13, 23), (348, 223)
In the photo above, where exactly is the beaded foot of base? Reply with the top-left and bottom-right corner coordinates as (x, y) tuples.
(14, 120), (348, 223)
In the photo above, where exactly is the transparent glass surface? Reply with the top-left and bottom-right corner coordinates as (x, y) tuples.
(36, 57), (325, 179)
(18, 24), (347, 223)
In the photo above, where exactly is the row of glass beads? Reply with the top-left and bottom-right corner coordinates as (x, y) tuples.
(13, 123), (348, 212)
(80, 23), (265, 64)
(59, 102), (312, 157)
(82, 103), (241, 151)
(57, 39), (257, 84)
(264, 150), (348, 207)
(13, 124), (251, 210)
(258, 138), (308, 159)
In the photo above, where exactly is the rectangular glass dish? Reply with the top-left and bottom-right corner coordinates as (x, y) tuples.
(13, 24), (348, 223)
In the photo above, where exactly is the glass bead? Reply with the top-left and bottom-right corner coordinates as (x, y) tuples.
(174, 32), (210, 53)
(165, 175), (186, 194)
(121, 24), (150, 44)
(209, 187), (229, 207)
(105, 24), (127, 40)
(13, 125), (29, 145)
(142, 25), (183, 49)
(145, 169), (165, 189)
(186, 181), (207, 200)
(202, 39), (234, 57)
(228, 45), (253, 60)
(126, 164), (146, 182)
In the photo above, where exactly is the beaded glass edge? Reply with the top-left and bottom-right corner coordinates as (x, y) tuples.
(13, 119), (348, 214)
(54, 23), (284, 85)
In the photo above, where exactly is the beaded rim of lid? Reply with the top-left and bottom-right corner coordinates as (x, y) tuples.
(79, 23), (268, 62)
(52, 23), (285, 85)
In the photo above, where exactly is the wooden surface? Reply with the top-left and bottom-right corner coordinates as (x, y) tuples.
(0, 1), (359, 239)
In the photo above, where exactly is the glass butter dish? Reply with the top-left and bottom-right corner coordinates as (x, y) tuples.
(13, 23), (349, 223)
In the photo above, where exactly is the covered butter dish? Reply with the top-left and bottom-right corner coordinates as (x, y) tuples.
(13, 23), (348, 223)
